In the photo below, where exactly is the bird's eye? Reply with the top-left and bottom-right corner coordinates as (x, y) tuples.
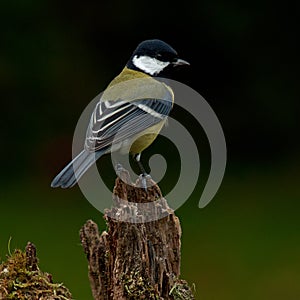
(156, 53), (162, 58)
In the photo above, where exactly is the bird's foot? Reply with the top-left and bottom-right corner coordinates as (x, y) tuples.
(138, 173), (152, 191)
(115, 163), (131, 183)
(115, 163), (124, 175)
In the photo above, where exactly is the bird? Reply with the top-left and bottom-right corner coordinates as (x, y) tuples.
(51, 39), (189, 188)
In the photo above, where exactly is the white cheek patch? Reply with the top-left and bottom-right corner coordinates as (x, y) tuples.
(132, 55), (170, 75)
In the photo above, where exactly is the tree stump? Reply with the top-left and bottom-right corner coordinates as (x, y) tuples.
(80, 169), (194, 300)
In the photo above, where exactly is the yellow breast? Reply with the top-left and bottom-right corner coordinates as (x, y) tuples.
(130, 121), (166, 154)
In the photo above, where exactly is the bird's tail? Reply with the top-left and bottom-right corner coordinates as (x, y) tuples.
(51, 149), (104, 188)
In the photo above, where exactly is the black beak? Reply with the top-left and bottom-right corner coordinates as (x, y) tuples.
(172, 58), (190, 66)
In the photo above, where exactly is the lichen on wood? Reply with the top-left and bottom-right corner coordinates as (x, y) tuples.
(80, 168), (195, 300)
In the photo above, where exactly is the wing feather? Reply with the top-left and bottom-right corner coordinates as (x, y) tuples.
(85, 82), (173, 152)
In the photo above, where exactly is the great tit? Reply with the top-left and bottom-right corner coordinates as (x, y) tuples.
(51, 39), (189, 188)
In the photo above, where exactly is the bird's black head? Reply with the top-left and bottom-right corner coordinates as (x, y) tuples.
(127, 39), (189, 76)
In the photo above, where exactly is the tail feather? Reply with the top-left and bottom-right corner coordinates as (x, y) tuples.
(51, 149), (104, 188)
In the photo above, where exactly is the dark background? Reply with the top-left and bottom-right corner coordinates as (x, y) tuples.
(1, 1), (299, 299)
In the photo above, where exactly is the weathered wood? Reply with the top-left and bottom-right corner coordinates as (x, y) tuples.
(80, 169), (194, 300)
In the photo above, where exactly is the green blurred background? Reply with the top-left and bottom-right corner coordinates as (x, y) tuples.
(1, 1), (299, 299)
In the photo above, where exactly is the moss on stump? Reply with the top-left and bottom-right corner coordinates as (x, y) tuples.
(0, 242), (72, 300)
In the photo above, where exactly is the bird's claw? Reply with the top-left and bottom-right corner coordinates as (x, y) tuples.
(139, 173), (152, 191)
(115, 163), (126, 178)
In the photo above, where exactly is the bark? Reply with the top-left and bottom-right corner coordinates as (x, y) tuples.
(80, 168), (194, 300)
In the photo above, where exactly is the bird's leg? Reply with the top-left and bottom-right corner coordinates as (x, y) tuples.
(134, 153), (147, 176)
(134, 153), (151, 190)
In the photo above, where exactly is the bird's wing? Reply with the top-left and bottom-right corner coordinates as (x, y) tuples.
(85, 84), (173, 152)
